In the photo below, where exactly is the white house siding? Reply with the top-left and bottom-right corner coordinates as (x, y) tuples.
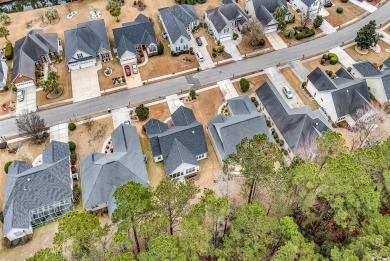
(15, 80), (35, 89)
(86, 202), (108, 212)
(306, 81), (338, 122)
(147, 43), (158, 55)
(205, 13), (232, 41)
(366, 77), (387, 104)
(169, 162), (199, 178)
(172, 36), (190, 53)
(290, 0), (322, 18)
(119, 51), (137, 66)
(265, 21), (279, 33)
(0, 60), (8, 89)
(153, 155), (163, 162)
(5, 227), (33, 241)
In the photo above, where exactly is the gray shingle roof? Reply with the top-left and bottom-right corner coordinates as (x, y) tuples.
(81, 124), (149, 215)
(307, 67), (337, 91)
(206, 3), (247, 33)
(256, 82), (331, 153)
(251, 0), (288, 26)
(352, 61), (382, 77)
(113, 14), (157, 58)
(2, 141), (71, 237)
(158, 5), (199, 43)
(335, 67), (354, 80)
(64, 19), (111, 64)
(300, 0), (317, 7)
(206, 8), (227, 33)
(165, 138), (198, 174)
(208, 95), (271, 161)
(144, 106), (208, 175)
(12, 29), (59, 82)
(384, 58), (390, 68)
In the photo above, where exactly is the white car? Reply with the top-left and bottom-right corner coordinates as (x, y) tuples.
(282, 86), (293, 99)
(132, 64), (138, 74)
(17, 90), (25, 102)
(195, 51), (204, 62)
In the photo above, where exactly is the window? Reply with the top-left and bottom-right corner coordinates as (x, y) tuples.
(183, 45), (188, 50)
(180, 38), (184, 43)
(149, 45), (156, 52)
(157, 155), (162, 160)
(77, 53), (83, 59)
(224, 28), (229, 33)
(176, 46), (180, 51)
(101, 53), (110, 60)
(14, 231), (23, 237)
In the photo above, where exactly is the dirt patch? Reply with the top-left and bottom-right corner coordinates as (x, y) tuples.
(304, 57), (343, 72)
(233, 74), (269, 95)
(237, 32), (272, 55)
(68, 116), (114, 160)
(98, 59), (126, 91)
(281, 67), (320, 110)
(344, 41), (390, 66)
(325, 2), (365, 28)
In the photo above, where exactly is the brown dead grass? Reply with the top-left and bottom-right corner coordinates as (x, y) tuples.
(304, 57), (343, 72)
(98, 59), (125, 91)
(237, 32), (272, 55)
(344, 41), (390, 66)
(325, 2), (365, 28)
(233, 74), (269, 95)
(281, 67), (320, 110)
(193, 28), (228, 63)
(68, 116), (114, 160)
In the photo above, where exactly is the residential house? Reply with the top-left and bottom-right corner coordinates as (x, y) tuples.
(113, 14), (158, 66)
(306, 67), (371, 124)
(0, 59), (8, 89)
(144, 106), (208, 178)
(290, 0), (324, 19)
(2, 141), (73, 241)
(158, 5), (200, 53)
(256, 82), (331, 155)
(81, 124), (149, 214)
(208, 95), (271, 163)
(64, 19), (112, 71)
(12, 29), (61, 89)
(205, 1), (248, 42)
(351, 60), (390, 104)
(245, 0), (291, 33)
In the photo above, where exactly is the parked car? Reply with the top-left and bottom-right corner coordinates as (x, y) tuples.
(124, 65), (131, 76)
(195, 37), (202, 46)
(132, 64), (138, 74)
(195, 51), (204, 62)
(17, 89), (25, 102)
(282, 86), (293, 99)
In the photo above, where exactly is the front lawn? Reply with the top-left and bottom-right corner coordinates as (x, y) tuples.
(344, 41), (390, 66)
(325, 2), (365, 28)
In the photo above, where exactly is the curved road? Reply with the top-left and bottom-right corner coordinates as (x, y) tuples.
(1, 3), (390, 137)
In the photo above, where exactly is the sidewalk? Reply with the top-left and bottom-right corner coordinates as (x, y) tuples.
(349, 0), (377, 13)
(217, 79), (238, 100)
(320, 20), (336, 34)
(329, 46), (356, 68)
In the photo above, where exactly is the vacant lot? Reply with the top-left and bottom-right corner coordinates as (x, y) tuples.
(281, 67), (320, 110)
(304, 57), (344, 72)
(233, 74), (269, 95)
(68, 116), (114, 160)
(344, 41), (390, 66)
(325, 3), (365, 28)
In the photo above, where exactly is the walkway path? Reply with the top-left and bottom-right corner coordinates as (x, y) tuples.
(329, 46), (356, 68)
(0, 1), (389, 137)
(265, 32), (288, 50)
(264, 67), (304, 108)
(15, 86), (36, 115)
(50, 123), (69, 143)
(166, 94), (185, 114)
(221, 40), (242, 61)
(288, 60), (310, 81)
(217, 79), (238, 100)
(378, 29), (390, 44)
(349, 0), (377, 13)
(320, 20), (337, 34)
(112, 108), (130, 128)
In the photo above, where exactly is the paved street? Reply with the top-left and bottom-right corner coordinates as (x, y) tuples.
(1, 2), (389, 137)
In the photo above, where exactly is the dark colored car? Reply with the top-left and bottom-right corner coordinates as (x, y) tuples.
(124, 65), (131, 76)
(195, 37), (202, 46)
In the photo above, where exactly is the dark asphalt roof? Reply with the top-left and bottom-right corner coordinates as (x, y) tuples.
(207, 95), (271, 160)
(158, 5), (199, 43)
(113, 14), (157, 58)
(3, 141), (71, 237)
(81, 124), (149, 215)
(251, 0), (288, 26)
(64, 19), (111, 64)
(352, 61), (382, 77)
(384, 57), (390, 68)
(144, 106), (207, 175)
(307, 67), (337, 91)
(12, 29), (59, 82)
(335, 67), (354, 80)
(256, 82), (331, 153)
(300, 0), (317, 7)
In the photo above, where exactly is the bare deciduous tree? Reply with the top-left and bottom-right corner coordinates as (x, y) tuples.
(247, 18), (265, 45)
(294, 139), (317, 162)
(352, 108), (378, 149)
(16, 110), (47, 144)
(301, 8), (311, 28)
(84, 115), (94, 134)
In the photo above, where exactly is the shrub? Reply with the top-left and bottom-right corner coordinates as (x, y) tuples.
(12, 87), (17, 92)
(347, 67), (352, 72)
(4, 42), (12, 60)
(251, 97), (256, 102)
(3, 85), (8, 91)
(302, 82), (307, 88)
(71, 166), (77, 173)
(68, 141), (76, 151)
(283, 149), (288, 155)
(273, 132), (278, 139)
(233, 33), (239, 41)
(266, 119), (271, 127)
(320, 59), (326, 65)
(70, 159), (76, 165)
(171, 51), (175, 56)
(330, 56), (338, 65)
(336, 7), (343, 14)
(189, 89), (197, 99)
(296, 9), (301, 13)
(258, 39), (265, 47)
(157, 41), (164, 55)
(0, 211), (3, 223)
(68, 123), (76, 131)
(70, 153), (77, 160)
(212, 47), (217, 52)
(135, 104), (149, 120)
(239, 78), (250, 92)
(212, 52), (217, 57)
(341, 0), (348, 2)
(4, 161), (12, 174)
(133, 0), (136, 5)
(322, 54), (328, 60)
(254, 100), (259, 107)
(278, 139), (284, 146)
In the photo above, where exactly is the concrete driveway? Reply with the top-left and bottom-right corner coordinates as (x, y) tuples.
(221, 39), (242, 61)
(71, 64), (102, 102)
(50, 123), (68, 142)
(16, 86), (36, 115)
(123, 64), (143, 88)
(265, 32), (288, 50)
(112, 108), (130, 128)
(218, 79), (238, 100)
(264, 67), (304, 108)
(190, 36), (215, 70)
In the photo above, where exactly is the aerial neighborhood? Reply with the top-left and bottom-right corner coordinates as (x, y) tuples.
(0, 0), (389, 259)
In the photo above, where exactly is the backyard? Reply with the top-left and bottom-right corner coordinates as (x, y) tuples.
(324, 2), (366, 28)
(344, 41), (390, 66)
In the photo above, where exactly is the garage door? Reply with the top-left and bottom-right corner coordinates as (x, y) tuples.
(264, 25), (278, 33)
(80, 59), (96, 69)
(219, 34), (232, 41)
